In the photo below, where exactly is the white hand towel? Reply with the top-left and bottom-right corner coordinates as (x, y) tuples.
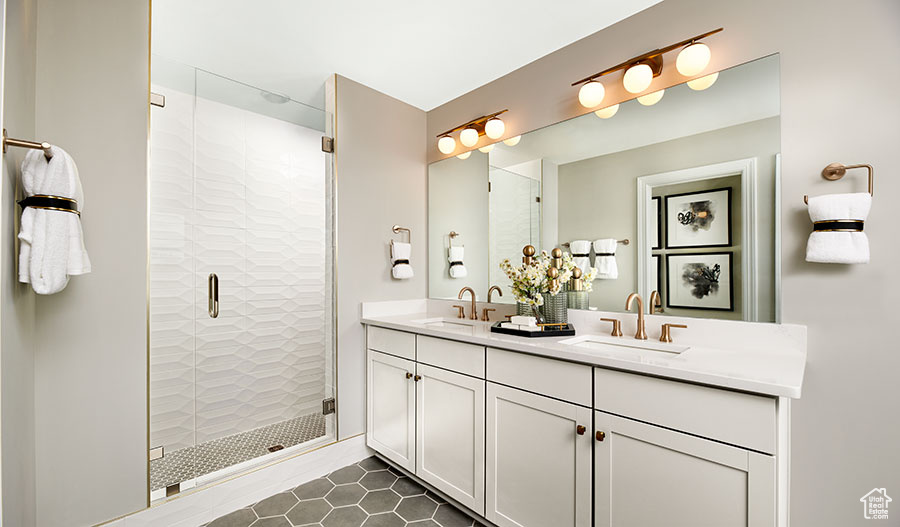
(806, 192), (871, 264)
(592, 238), (618, 279)
(448, 245), (467, 278)
(391, 241), (414, 279)
(569, 240), (592, 277)
(18, 146), (91, 294)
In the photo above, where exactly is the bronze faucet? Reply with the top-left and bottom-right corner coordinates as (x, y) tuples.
(482, 285), (503, 321)
(488, 285), (502, 302)
(625, 293), (648, 340)
(649, 290), (662, 314)
(458, 287), (478, 320)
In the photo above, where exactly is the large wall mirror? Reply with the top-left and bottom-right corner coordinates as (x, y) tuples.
(428, 54), (780, 322)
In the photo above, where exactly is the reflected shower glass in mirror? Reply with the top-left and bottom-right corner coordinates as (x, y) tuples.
(427, 54), (780, 322)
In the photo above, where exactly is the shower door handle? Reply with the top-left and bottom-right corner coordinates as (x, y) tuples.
(208, 273), (219, 318)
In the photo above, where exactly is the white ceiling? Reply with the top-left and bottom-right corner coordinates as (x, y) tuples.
(151, 0), (661, 111)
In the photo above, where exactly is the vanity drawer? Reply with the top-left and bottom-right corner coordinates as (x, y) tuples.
(487, 348), (592, 406)
(417, 336), (485, 378)
(593, 367), (776, 454)
(367, 326), (416, 360)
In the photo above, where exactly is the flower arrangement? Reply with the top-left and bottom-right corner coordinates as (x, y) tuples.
(500, 249), (592, 304)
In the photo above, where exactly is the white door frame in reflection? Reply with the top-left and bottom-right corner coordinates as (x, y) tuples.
(636, 157), (760, 320)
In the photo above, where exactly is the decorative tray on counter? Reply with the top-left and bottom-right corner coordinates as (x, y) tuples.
(490, 322), (575, 338)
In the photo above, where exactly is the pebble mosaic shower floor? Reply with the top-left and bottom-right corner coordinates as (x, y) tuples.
(203, 456), (485, 527)
(151, 412), (327, 492)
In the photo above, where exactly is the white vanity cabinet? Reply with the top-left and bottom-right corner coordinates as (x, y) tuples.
(366, 349), (416, 471)
(366, 328), (487, 513)
(364, 323), (788, 527)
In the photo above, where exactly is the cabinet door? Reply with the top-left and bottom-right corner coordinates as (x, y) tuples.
(416, 363), (485, 514)
(486, 383), (592, 527)
(594, 411), (776, 527)
(366, 349), (416, 472)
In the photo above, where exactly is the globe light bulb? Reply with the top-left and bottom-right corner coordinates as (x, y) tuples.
(687, 72), (719, 91)
(578, 81), (606, 108)
(676, 42), (711, 77)
(438, 135), (456, 154)
(623, 63), (653, 93)
(485, 118), (505, 139)
(456, 151), (471, 160)
(503, 135), (521, 147)
(594, 104), (619, 119)
(637, 90), (665, 106)
(460, 127), (479, 147)
(479, 144), (494, 153)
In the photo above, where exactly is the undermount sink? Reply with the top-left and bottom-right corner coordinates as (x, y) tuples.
(560, 334), (690, 354)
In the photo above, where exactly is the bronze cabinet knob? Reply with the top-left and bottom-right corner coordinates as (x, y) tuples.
(414, 375), (422, 382)
(596, 431), (606, 442)
(576, 425), (586, 435)
(406, 372), (413, 379)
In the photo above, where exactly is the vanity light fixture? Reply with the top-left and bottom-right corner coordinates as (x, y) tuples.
(485, 118), (505, 139)
(637, 89), (665, 106)
(435, 109), (508, 154)
(457, 151), (471, 160)
(503, 135), (521, 146)
(578, 80), (606, 108)
(478, 144), (494, 153)
(460, 127), (479, 147)
(687, 72), (719, 91)
(571, 27), (722, 99)
(594, 104), (619, 119)
(438, 135), (456, 154)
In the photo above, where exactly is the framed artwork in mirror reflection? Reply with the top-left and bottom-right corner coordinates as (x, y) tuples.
(666, 252), (733, 311)
(665, 188), (732, 248)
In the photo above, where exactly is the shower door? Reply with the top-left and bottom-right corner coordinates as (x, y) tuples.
(489, 166), (542, 298)
(148, 57), (336, 499)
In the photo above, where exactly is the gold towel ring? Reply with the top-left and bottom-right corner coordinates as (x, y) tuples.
(804, 163), (874, 204)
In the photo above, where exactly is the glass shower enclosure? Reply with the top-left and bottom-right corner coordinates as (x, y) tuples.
(148, 56), (336, 500)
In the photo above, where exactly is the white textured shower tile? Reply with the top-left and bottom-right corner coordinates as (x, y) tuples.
(195, 313), (247, 337)
(194, 208), (246, 230)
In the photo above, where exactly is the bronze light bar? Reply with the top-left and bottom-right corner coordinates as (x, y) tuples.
(436, 109), (508, 138)
(570, 27), (724, 87)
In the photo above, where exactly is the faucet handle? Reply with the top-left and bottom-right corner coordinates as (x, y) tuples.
(481, 307), (496, 322)
(452, 305), (466, 319)
(659, 323), (688, 343)
(600, 318), (623, 337)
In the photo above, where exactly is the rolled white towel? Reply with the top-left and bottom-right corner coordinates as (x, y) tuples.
(806, 192), (871, 264)
(391, 241), (414, 279)
(448, 245), (467, 278)
(569, 240), (592, 278)
(592, 238), (618, 279)
(18, 146), (91, 294)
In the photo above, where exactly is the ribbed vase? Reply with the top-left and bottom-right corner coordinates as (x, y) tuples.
(540, 291), (568, 325)
(567, 290), (589, 310)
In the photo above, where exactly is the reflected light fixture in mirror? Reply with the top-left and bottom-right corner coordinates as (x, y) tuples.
(637, 90), (665, 106)
(578, 80), (606, 108)
(460, 127), (479, 147)
(688, 72), (719, 90)
(676, 42), (712, 76)
(503, 135), (521, 146)
(456, 151), (471, 160)
(438, 135), (456, 154)
(479, 144), (494, 153)
(623, 63), (654, 93)
(594, 104), (619, 119)
(485, 118), (505, 139)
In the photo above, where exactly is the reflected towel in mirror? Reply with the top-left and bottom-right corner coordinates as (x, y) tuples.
(448, 245), (467, 278)
(592, 238), (618, 279)
(569, 240), (592, 279)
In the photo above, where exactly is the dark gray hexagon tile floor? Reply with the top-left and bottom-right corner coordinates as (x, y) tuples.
(203, 457), (487, 527)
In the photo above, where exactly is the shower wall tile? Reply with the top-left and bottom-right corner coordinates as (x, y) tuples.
(151, 87), (330, 455)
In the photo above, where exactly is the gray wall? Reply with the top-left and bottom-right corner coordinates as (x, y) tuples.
(28, 0), (150, 525)
(429, 152), (489, 300)
(558, 117), (779, 321)
(334, 75), (427, 439)
(427, 1), (900, 524)
(1, 0), (37, 525)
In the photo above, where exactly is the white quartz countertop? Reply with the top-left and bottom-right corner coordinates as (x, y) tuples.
(361, 311), (807, 399)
